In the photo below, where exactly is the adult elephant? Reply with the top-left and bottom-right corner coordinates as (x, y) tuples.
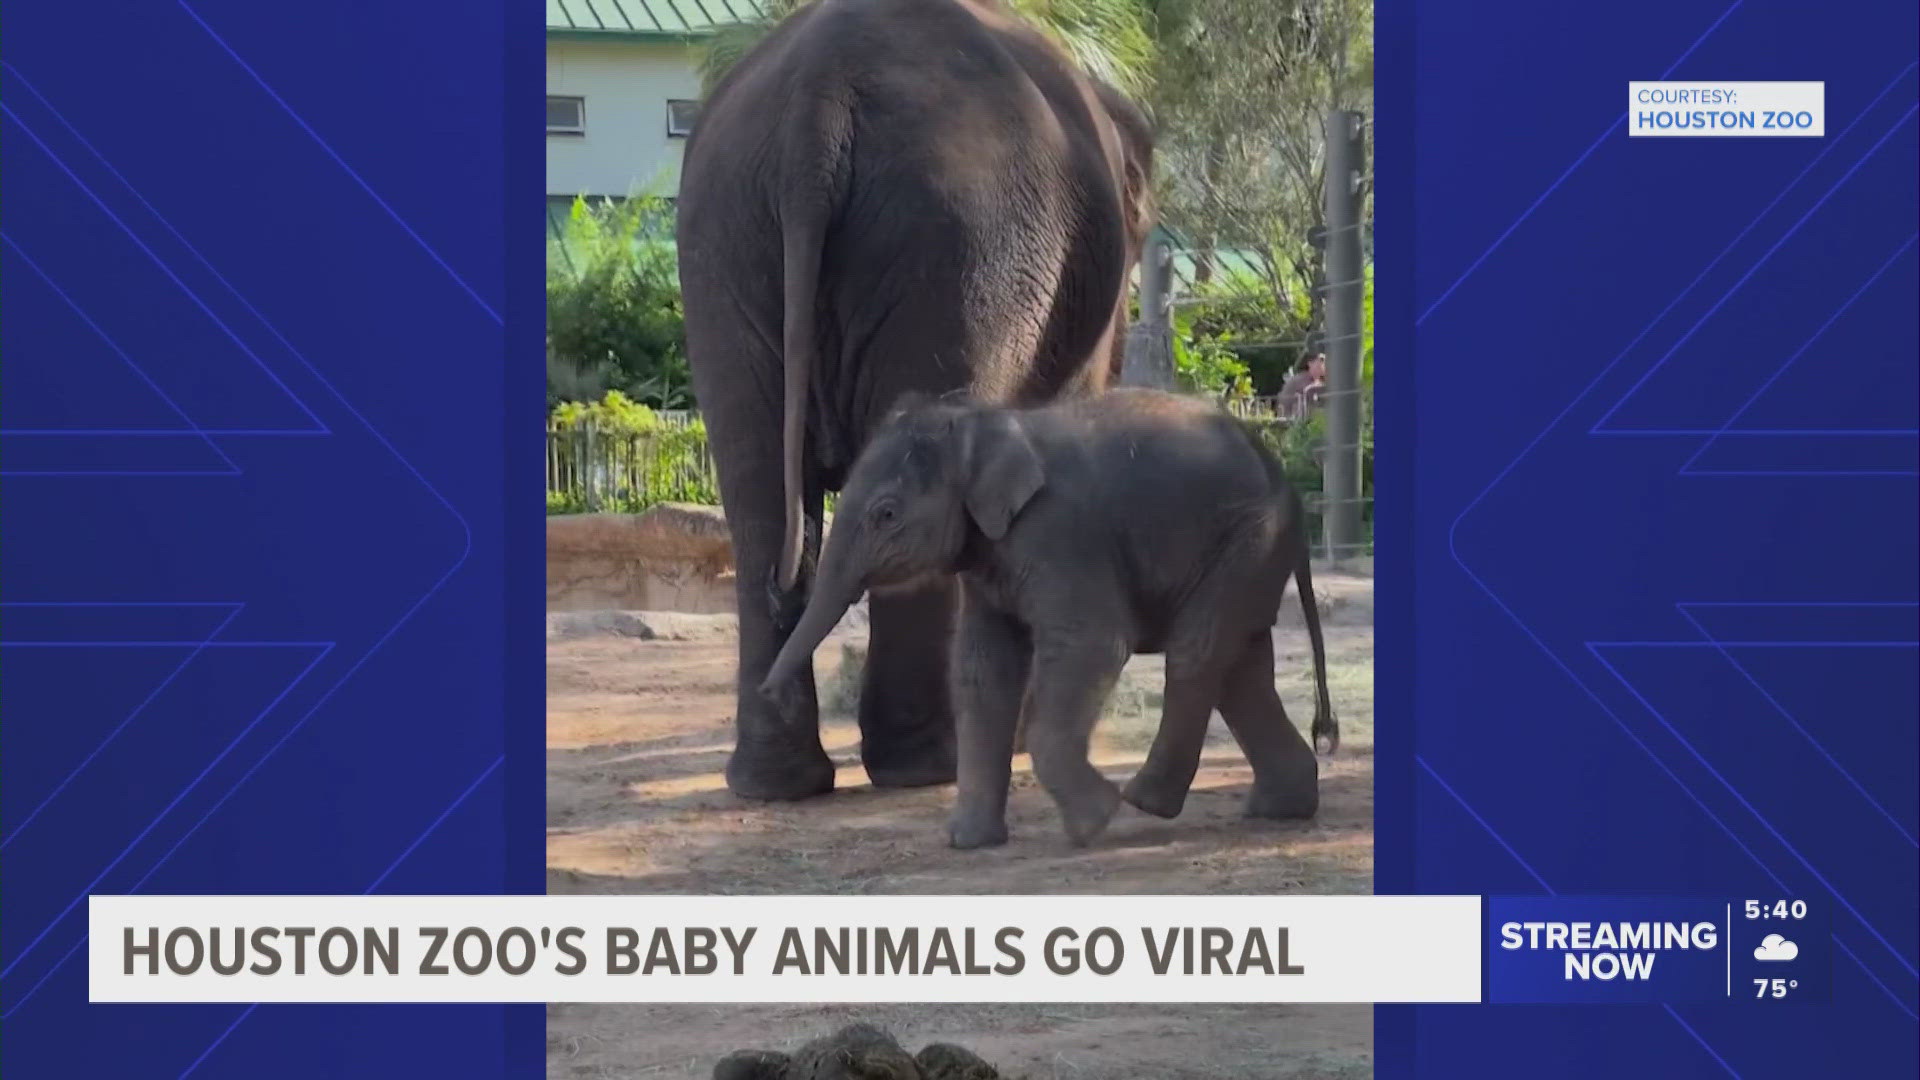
(676, 0), (1154, 800)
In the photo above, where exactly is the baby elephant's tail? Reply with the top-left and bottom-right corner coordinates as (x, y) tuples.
(1291, 523), (1339, 754)
(1239, 417), (1339, 753)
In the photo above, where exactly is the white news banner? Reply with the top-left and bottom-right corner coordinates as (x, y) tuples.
(90, 894), (1482, 1004)
(1628, 82), (1825, 137)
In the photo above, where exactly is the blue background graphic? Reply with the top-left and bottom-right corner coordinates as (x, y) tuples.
(1485, 896), (1833, 1005)
(1376, 0), (1916, 1075)
(1, 1), (544, 1077)
(4, 0), (1915, 1078)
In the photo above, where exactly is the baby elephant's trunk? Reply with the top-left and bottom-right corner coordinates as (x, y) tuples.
(760, 580), (859, 700)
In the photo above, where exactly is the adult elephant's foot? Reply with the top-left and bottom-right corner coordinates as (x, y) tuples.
(862, 732), (957, 789)
(860, 580), (959, 788)
(725, 736), (836, 802)
(947, 810), (1009, 850)
(1121, 771), (1189, 820)
(858, 689), (958, 788)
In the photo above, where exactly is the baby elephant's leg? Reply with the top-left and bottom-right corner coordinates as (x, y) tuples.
(1025, 633), (1130, 846)
(948, 597), (1031, 849)
(1218, 630), (1319, 818)
(1123, 579), (1249, 819)
(1123, 649), (1227, 820)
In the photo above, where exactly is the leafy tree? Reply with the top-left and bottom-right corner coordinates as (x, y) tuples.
(1170, 307), (1254, 397)
(1146, 0), (1372, 334)
(549, 389), (666, 432)
(698, 0), (1156, 96)
(545, 194), (692, 409)
(1359, 259), (1373, 384)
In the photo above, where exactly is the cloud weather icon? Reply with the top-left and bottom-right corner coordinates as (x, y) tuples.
(1754, 934), (1799, 962)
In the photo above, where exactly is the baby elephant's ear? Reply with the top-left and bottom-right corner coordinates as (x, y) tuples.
(712, 1049), (791, 1080)
(958, 411), (1044, 540)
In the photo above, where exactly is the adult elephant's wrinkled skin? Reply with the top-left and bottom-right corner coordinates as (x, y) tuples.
(676, 0), (1154, 802)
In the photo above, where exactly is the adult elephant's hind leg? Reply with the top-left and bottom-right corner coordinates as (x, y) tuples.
(723, 478), (837, 801)
(1218, 630), (1319, 819)
(859, 579), (959, 788)
(687, 316), (835, 801)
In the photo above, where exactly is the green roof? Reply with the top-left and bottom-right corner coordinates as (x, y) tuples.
(1170, 247), (1268, 291)
(547, 0), (767, 38)
(1146, 223), (1264, 290)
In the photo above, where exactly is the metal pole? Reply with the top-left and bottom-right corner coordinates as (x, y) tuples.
(1120, 234), (1175, 389)
(1321, 109), (1366, 561)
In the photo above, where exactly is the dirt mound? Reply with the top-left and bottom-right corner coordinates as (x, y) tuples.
(549, 505), (734, 568)
(547, 505), (737, 612)
(547, 601), (870, 645)
(546, 610), (745, 643)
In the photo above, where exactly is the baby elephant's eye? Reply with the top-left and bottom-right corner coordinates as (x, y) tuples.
(870, 502), (899, 527)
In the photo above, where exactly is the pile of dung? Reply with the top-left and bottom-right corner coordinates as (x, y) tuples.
(714, 1023), (1002, 1080)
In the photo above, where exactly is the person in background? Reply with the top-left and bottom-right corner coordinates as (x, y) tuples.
(1277, 353), (1327, 420)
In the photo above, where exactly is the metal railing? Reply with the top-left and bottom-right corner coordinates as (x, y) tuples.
(1122, 108), (1375, 564)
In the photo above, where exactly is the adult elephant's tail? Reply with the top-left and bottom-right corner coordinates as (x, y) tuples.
(774, 106), (850, 593)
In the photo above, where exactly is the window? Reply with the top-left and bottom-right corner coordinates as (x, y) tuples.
(666, 99), (698, 137)
(546, 96), (585, 135)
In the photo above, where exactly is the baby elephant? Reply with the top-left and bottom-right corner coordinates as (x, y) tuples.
(762, 388), (1336, 848)
(714, 1023), (1002, 1080)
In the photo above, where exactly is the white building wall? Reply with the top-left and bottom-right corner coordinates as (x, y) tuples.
(546, 40), (702, 198)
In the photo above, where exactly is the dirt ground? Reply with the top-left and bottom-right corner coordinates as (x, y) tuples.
(547, 571), (1374, 1079)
